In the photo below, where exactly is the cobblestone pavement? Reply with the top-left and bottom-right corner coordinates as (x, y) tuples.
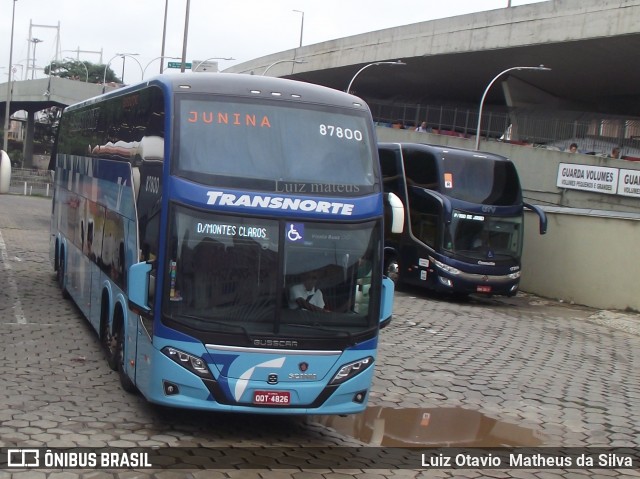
(1, 194), (639, 478)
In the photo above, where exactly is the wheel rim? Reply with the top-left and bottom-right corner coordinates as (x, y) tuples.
(105, 327), (116, 358)
(386, 259), (400, 283)
(57, 257), (64, 287)
(116, 330), (125, 371)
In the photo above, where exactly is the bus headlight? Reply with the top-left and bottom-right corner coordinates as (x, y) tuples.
(330, 357), (373, 385)
(508, 271), (521, 279)
(162, 346), (213, 379)
(430, 256), (461, 275)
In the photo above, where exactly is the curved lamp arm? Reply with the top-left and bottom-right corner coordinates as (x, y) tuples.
(346, 60), (406, 94)
(474, 65), (551, 150)
(262, 59), (307, 76)
(102, 54), (144, 93)
(63, 58), (89, 82)
(143, 56), (181, 79)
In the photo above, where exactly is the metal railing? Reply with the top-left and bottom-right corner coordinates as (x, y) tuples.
(367, 98), (640, 157)
(9, 168), (54, 196)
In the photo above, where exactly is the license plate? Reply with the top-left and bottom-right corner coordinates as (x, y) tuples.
(477, 285), (492, 293)
(253, 390), (290, 405)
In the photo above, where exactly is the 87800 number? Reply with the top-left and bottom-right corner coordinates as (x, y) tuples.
(319, 124), (363, 141)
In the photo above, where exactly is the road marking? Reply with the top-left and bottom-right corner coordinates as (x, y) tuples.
(0, 230), (27, 324)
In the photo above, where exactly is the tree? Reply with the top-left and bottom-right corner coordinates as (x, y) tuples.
(37, 107), (62, 147)
(44, 60), (121, 84)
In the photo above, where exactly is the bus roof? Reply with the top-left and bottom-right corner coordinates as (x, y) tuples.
(66, 72), (371, 113)
(379, 142), (512, 164)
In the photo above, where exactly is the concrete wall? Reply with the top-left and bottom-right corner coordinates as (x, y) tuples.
(522, 209), (640, 312)
(376, 127), (640, 214)
(376, 127), (640, 311)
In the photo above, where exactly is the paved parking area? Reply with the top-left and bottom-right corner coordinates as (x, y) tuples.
(0, 194), (639, 478)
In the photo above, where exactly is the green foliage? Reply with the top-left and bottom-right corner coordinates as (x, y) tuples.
(45, 60), (121, 84)
(37, 107), (62, 145)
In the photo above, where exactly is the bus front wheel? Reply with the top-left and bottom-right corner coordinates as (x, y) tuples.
(116, 323), (137, 393)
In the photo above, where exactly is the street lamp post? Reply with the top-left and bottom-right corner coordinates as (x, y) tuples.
(181, 0), (191, 73)
(262, 59), (307, 76)
(160, 0), (169, 74)
(3, 0), (18, 152)
(102, 54), (143, 93)
(293, 10), (304, 48)
(30, 38), (43, 80)
(474, 65), (551, 150)
(63, 58), (89, 82)
(117, 52), (139, 84)
(143, 56), (181, 79)
(102, 55), (120, 93)
(346, 60), (406, 94)
(48, 58), (89, 83)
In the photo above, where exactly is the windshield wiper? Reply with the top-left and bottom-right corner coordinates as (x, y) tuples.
(282, 322), (372, 346)
(175, 313), (254, 343)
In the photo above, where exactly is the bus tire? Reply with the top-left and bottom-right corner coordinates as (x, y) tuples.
(57, 251), (70, 299)
(452, 291), (470, 301)
(101, 299), (118, 371)
(116, 318), (137, 393)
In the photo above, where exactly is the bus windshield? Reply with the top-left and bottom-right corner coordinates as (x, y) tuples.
(443, 210), (523, 261)
(176, 97), (376, 193)
(440, 154), (522, 205)
(163, 204), (380, 343)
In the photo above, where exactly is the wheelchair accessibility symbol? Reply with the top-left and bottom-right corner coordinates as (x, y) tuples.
(286, 223), (304, 242)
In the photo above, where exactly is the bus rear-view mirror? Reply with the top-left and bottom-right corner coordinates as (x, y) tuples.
(385, 192), (405, 234)
(524, 202), (548, 235)
(128, 261), (153, 313)
(379, 276), (395, 329)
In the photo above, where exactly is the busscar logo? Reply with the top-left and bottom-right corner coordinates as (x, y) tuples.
(253, 339), (299, 348)
(7, 449), (40, 467)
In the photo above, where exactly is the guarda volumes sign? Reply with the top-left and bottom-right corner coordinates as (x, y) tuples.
(556, 163), (618, 195)
(618, 168), (640, 198)
(557, 163), (640, 198)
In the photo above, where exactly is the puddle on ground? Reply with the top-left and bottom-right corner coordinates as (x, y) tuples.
(312, 406), (545, 447)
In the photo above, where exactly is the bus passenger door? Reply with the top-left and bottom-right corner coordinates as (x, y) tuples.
(128, 261), (154, 394)
(379, 145), (406, 281)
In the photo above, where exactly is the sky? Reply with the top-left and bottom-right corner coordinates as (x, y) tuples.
(1, 0), (547, 84)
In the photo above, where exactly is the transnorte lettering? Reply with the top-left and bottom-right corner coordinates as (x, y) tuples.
(206, 191), (355, 216)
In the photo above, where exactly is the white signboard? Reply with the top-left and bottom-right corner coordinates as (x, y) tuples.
(617, 168), (640, 198)
(192, 60), (218, 73)
(556, 163), (618, 195)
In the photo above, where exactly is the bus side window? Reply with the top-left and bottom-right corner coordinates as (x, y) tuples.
(379, 149), (403, 196)
(407, 190), (439, 248)
(403, 149), (439, 190)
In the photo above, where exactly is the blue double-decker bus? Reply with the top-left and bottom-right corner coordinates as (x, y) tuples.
(379, 142), (546, 297)
(49, 73), (398, 414)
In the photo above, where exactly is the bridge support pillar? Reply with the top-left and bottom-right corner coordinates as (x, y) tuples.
(22, 110), (36, 169)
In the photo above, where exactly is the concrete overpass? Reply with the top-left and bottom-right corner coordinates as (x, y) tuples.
(0, 77), (111, 167)
(3, 0), (640, 165)
(226, 0), (640, 117)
